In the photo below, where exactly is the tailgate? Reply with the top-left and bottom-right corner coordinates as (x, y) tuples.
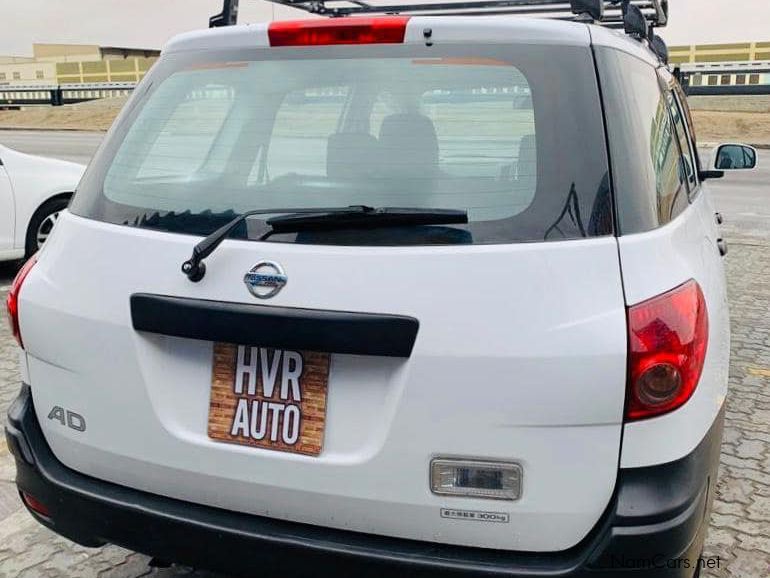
(21, 213), (627, 552)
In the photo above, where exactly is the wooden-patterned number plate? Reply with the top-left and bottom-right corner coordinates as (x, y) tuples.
(208, 343), (330, 456)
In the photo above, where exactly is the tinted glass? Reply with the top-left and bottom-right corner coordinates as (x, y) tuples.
(72, 45), (612, 246)
(596, 48), (689, 234)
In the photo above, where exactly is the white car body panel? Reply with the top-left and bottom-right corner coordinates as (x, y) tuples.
(0, 162), (15, 253)
(22, 211), (628, 552)
(0, 144), (85, 259)
(403, 16), (590, 46)
(618, 189), (730, 468)
(164, 22), (271, 53)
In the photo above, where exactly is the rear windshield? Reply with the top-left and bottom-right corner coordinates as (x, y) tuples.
(71, 44), (612, 245)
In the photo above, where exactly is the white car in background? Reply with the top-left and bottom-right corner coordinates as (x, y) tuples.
(0, 144), (85, 261)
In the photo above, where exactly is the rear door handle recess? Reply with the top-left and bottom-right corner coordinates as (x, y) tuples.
(717, 239), (728, 257)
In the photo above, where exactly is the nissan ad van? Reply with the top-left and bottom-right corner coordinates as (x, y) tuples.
(6, 1), (758, 576)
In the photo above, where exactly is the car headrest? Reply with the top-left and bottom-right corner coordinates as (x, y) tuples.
(378, 113), (439, 178)
(518, 134), (537, 171)
(326, 133), (380, 180)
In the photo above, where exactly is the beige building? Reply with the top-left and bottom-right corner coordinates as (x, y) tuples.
(0, 43), (160, 86)
(668, 41), (770, 90)
(670, 41), (770, 65)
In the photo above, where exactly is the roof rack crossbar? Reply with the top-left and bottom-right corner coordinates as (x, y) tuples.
(263, 0), (667, 26)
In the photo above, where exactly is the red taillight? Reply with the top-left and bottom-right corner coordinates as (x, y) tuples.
(6, 255), (37, 349)
(626, 280), (708, 421)
(21, 491), (51, 518)
(268, 17), (409, 47)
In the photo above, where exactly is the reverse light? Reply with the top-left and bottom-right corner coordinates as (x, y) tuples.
(6, 255), (37, 349)
(21, 491), (51, 518)
(268, 17), (410, 47)
(626, 280), (708, 421)
(431, 459), (522, 501)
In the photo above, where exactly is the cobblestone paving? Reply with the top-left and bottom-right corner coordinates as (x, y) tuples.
(1, 236), (769, 577)
(701, 241), (770, 578)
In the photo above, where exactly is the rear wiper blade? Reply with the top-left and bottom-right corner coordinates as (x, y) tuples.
(266, 207), (468, 233)
(182, 205), (375, 282)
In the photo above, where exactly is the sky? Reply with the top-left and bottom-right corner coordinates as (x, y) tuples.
(1, 0), (769, 56)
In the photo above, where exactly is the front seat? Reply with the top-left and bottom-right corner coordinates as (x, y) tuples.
(326, 132), (380, 180)
(516, 134), (537, 192)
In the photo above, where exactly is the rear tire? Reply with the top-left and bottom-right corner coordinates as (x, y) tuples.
(25, 196), (70, 258)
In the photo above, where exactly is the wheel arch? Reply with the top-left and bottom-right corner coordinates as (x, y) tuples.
(24, 192), (74, 256)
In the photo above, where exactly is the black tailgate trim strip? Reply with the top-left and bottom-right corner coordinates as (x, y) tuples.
(130, 294), (419, 357)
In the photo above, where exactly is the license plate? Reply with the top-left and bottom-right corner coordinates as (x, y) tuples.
(208, 343), (330, 456)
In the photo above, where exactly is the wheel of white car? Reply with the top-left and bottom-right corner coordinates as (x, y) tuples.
(25, 196), (70, 257)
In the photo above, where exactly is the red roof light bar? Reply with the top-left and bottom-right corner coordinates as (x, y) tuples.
(268, 17), (410, 47)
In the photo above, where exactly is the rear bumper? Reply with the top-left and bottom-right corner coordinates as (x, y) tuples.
(7, 384), (723, 578)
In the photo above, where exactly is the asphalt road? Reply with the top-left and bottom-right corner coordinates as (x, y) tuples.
(706, 151), (770, 243)
(0, 130), (103, 166)
(0, 132), (768, 577)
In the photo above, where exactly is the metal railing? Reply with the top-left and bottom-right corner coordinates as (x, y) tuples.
(680, 63), (770, 96)
(0, 82), (136, 108)
(263, 0), (667, 24)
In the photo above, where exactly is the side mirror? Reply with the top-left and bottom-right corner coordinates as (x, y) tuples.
(713, 144), (758, 171)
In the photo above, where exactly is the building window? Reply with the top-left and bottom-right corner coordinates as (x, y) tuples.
(35, 70), (44, 80)
(12, 72), (21, 80)
(0, 72), (5, 80)
(749, 74), (760, 85)
(736, 75), (746, 85)
(720, 75), (731, 85)
(708, 76), (718, 86)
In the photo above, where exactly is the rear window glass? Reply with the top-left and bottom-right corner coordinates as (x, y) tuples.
(72, 45), (611, 245)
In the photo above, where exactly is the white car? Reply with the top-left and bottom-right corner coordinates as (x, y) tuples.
(3, 1), (756, 577)
(0, 144), (85, 261)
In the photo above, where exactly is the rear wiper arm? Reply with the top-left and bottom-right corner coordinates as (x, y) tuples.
(265, 207), (468, 234)
(181, 205), (375, 282)
(182, 206), (467, 282)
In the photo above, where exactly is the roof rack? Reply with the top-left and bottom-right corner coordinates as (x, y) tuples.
(209, 0), (670, 62)
(210, 0), (239, 27)
(261, 0), (668, 28)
